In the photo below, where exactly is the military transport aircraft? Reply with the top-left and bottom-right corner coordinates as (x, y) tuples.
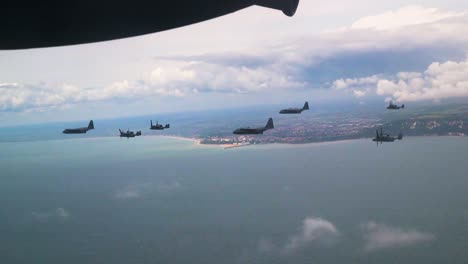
(387, 101), (405, 110)
(233, 118), (274, 135)
(63, 120), (94, 134)
(150, 120), (170, 130)
(119, 129), (142, 138)
(372, 128), (403, 144)
(279, 102), (309, 114)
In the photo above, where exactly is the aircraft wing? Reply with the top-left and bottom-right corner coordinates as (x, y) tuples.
(0, 0), (299, 50)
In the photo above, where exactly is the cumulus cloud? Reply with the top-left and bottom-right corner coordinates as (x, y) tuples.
(333, 75), (380, 90)
(155, 181), (182, 192)
(114, 181), (182, 200)
(0, 60), (305, 112)
(114, 186), (141, 200)
(283, 217), (339, 252)
(378, 57), (468, 101)
(333, 75), (380, 98)
(55, 207), (70, 218)
(351, 6), (467, 30)
(2, 6), (467, 113)
(268, 6), (468, 83)
(335, 56), (468, 102)
(31, 207), (70, 221)
(255, 216), (339, 256)
(167, 6), (468, 87)
(143, 60), (306, 94)
(362, 221), (435, 252)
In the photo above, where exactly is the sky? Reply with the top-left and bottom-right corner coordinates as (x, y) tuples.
(1, 0), (468, 126)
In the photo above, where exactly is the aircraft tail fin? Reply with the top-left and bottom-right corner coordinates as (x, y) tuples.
(265, 118), (274, 129)
(303, 101), (309, 110)
(88, 120), (94, 130)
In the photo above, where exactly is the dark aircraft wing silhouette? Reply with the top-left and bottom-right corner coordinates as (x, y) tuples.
(0, 0), (299, 50)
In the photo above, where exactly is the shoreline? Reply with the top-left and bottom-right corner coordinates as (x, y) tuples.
(0, 134), (465, 146)
(143, 134), (200, 143)
(216, 138), (366, 149)
(195, 135), (467, 149)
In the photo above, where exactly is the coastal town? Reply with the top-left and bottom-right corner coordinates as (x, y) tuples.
(196, 103), (468, 146)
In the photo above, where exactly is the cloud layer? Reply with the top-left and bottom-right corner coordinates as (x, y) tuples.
(351, 6), (467, 30)
(1, 6), (467, 114)
(0, 60), (304, 112)
(284, 217), (339, 252)
(377, 57), (468, 101)
(334, 56), (468, 102)
(31, 207), (70, 221)
(114, 181), (182, 200)
(362, 221), (435, 252)
(256, 218), (438, 255)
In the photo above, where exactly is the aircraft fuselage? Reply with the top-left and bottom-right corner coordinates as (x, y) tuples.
(233, 118), (274, 135)
(233, 128), (267, 135)
(372, 137), (396, 142)
(279, 108), (303, 114)
(63, 128), (89, 134)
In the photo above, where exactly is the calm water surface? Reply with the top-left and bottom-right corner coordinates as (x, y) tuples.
(0, 136), (467, 264)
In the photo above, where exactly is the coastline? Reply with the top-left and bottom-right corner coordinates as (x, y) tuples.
(196, 135), (467, 149)
(0, 134), (465, 147)
(144, 134), (200, 144)
(197, 138), (368, 149)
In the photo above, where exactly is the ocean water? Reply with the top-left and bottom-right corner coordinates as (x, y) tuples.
(0, 136), (467, 264)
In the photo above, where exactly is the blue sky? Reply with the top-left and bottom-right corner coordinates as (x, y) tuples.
(1, 0), (468, 126)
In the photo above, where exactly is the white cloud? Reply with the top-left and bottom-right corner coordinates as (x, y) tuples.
(31, 207), (70, 221)
(353, 90), (367, 97)
(156, 181), (181, 192)
(115, 186), (141, 200)
(114, 181), (182, 200)
(333, 76), (381, 90)
(362, 221), (435, 252)
(0, 59), (305, 112)
(114, 183), (149, 200)
(337, 56), (468, 102)
(351, 6), (467, 30)
(55, 207), (70, 218)
(0, 82), (82, 111)
(333, 75), (380, 98)
(255, 216), (339, 255)
(142, 60), (305, 94)
(282, 7), (468, 67)
(283, 217), (339, 252)
(2, 6), (468, 115)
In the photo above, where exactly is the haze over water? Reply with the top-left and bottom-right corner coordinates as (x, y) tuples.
(1, 136), (467, 264)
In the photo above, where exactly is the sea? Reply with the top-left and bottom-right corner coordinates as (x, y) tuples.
(0, 135), (467, 264)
